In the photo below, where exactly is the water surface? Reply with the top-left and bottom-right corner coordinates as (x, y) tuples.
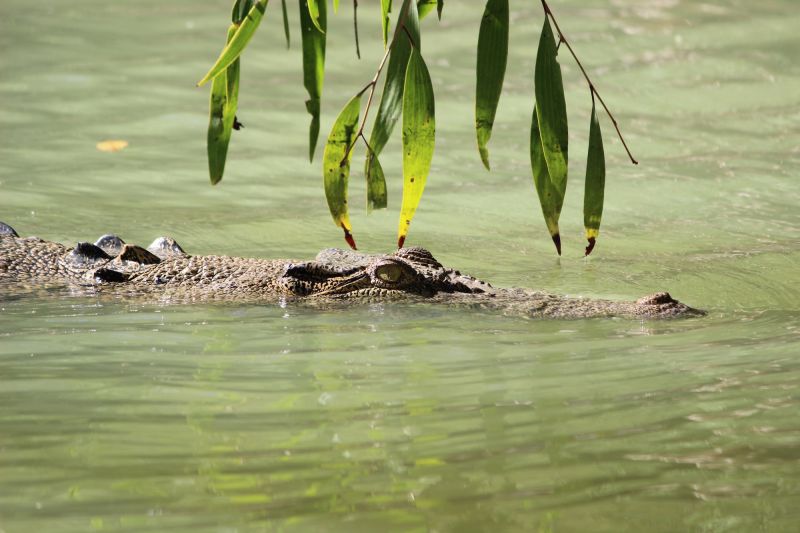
(1, 1), (799, 531)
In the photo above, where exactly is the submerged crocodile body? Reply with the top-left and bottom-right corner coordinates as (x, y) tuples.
(0, 222), (702, 319)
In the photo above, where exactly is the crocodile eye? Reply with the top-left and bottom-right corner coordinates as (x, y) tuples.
(376, 263), (403, 283)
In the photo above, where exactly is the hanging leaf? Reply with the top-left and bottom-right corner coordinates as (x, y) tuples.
(197, 0), (268, 87)
(530, 106), (562, 253)
(305, 0), (324, 33)
(365, 150), (388, 213)
(534, 18), (568, 197)
(380, 0), (392, 47)
(281, 0), (290, 48)
(398, 47), (435, 248)
(232, 0), (256, 23)
(475, 0), (508, 170)
(417, 0), (435, 19)
(333, 0), (340, 14)
(323, 94), (362, 250)
(207, 24), (242, 185)
(300, 0), (327, 162)
(437, 0), (443, 19)
(365, 0), (420, 210)
(533, 17), (568, 255)
(583, 101), (605, 256)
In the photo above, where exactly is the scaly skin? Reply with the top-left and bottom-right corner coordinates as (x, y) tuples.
(0, 223), (703, 318)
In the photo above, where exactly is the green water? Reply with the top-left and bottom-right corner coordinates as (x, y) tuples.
(1, 1), (799, 531)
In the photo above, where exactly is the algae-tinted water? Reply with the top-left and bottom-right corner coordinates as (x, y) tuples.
(1, 1), (799, 531)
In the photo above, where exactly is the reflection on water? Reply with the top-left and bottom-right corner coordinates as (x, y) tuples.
(1, 0), (799, 531)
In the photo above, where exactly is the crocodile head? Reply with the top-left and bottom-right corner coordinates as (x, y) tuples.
(278, 247), (493, 298)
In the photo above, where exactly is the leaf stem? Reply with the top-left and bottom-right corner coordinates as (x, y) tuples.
(540, 0), (638, 165)
(341, 0), (413, 164)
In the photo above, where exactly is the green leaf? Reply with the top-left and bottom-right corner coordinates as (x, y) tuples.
(207, 24), (242, 185)
(365, 0), (419, 209)
(380, 0), (392, 47)
(532, 17), (568, 255)
(198, 0), (268, 86)
(300, 0), (327, 162)
(475, 0), (508, 170)
(323, 94), (362, 249)
(534, 17), (568, 196)
(583, 101), (605, 256)
(333, 0), (340, 13)
(398, 47), (435, 248)
(365, 151), (388, 213)
(530, 106), (563, 254)
(417, 0), (435, 20)
(232, 0), (256, 24)
(437, 0), (443, 19)
(306, 0), (324, 33)
(281, 0), (290, 48)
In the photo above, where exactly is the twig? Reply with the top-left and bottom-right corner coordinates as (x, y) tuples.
(340, 0), (413, 165)
(540, 0), (638, 165)
(353, 0), (361, 59)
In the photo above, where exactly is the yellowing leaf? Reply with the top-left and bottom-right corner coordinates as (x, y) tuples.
(322, 94), (362, 249)
(398, 47), (435, 248)
(96, 140), (128, 153)
(366, 0), (420, 211)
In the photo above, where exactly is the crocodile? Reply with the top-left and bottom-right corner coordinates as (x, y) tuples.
(0, 221), (702, 318)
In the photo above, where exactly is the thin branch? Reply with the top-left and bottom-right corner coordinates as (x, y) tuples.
(540, 0), (638, 165)
(340, 0), (413, 164)
(353, 0), (361, 59)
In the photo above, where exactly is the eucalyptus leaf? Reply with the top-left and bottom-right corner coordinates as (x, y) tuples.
(534, 18), (568, 193)
(365, 151), (388, 212)
(380, 0), (392, 47)
(232, 0), (256, 24)
(306, 0), (324, 33)
(583, 101), (605, 256)
(365, 0), (420, 209)
(207, 24), (241, 185)
(532, 17), (568, 255)
(416, 0), (443, 20)
(530, 105), (562, 254)
(417, 0), (435, 19)
(281, 0), (290, 48)
(475, 0), (508, 170)
(398, 47), (435, 248)
(198, 0), (268, 86)
(322, 94), (362, 249)
(300, 0), (327, 162)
